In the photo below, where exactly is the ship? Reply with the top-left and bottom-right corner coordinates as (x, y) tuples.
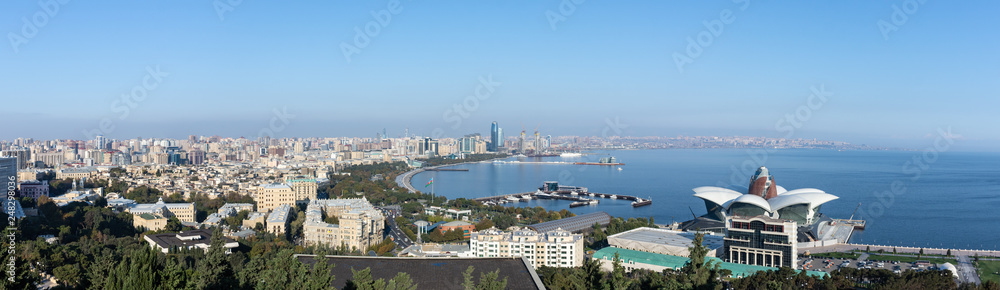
(574, 156), (624, 166)
(569, 199), (599, 208)
(560, 152), (583, 157)
(631, 198), (652, 207)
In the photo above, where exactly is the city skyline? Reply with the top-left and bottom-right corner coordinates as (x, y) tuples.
(3, 1), (998, 151)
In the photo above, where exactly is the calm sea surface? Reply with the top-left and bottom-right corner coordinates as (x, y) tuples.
(411, 149), (1000, 250)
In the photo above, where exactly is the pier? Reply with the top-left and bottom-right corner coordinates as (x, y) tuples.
(472, 189), (652, 208)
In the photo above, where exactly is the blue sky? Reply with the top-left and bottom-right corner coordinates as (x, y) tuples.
(1, 1), (998, 150)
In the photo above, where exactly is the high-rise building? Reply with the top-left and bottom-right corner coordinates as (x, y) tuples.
(95, 135), (107, 150)
(459, 134), (486, 154)
(0, 157), (16, 184)
(189, 150), (205, 165)
(419, 138), (439, 156)
(489, 122), (500, 152)
(1, 149), (30, 169)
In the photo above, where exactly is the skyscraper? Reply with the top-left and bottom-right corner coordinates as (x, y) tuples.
(489, 122), (500, 152)
(0, 157), (15, 184)
(95, 135), (107, 150)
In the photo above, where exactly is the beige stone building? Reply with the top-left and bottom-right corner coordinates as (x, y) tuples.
(127, 198), (197, 224)
(303, 198), (385, 251)
(257, 183), (295, 211)
(470, 227), (584, 269)
(286, 178), (318, 201)
(266, 204), (293, 235)
(133, 213), (168, 231)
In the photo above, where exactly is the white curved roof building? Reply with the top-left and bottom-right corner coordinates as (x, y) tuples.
(693, 167), (838, 225)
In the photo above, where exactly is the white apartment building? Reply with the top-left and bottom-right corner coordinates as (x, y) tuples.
(470, 227), (584, 269)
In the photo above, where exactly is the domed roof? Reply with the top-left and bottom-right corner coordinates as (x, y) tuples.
(692, 167), (838, 221)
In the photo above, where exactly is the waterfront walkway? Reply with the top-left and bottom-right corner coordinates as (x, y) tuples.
(804, 243), (999, 285)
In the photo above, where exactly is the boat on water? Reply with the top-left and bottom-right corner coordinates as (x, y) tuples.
(632, 198), (652, 207)
(575, 156), (624, 166)
(521, 195), (532, 200)
(569, 199), (599, 208)
(570, 191), (579, 196)
(505, 196), (520, 202)
(617, 167), (623, 171)
(560, 152), (583, 157)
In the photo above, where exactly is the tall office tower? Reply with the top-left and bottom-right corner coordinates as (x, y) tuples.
(95, 135), (107, 150)
(490, 122), (499, 152)
(497, 128), (504, 151)
(0, 157), (15, 184)
(1, 149), (30, 170)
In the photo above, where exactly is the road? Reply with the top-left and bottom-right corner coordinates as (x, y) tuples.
(395, 168), (424, 193)
(957, 255), (982, 285)
(379, 206), (414, 251)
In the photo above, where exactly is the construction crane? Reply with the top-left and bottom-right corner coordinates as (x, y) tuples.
(848, 202), (862, 220)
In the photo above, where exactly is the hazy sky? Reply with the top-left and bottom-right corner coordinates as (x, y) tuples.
(2, 1), (998, 150)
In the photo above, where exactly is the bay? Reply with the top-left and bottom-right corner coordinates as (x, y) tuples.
(410, 149), (1000, 250)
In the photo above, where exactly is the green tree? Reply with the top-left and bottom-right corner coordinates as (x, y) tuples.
(305, 251), (335, 290)
(608, 252), (632, 290)
(197, 227), (237, 289)
(582, 256), (606, 290)
(475, 219), (494, 231)
(165, 216), (183, 232)
(53, 264), (83, 288)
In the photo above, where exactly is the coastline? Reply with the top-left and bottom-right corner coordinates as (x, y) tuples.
(396, 156), (507, 193)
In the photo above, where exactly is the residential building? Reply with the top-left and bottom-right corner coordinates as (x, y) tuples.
(257, 183), (295, 211)
(267, 204), (292, 235)
(18, 180), (49, 199)
(470, 227), (584, 269)
(303, 198), (385, 251)
(287, 178), (318, 201)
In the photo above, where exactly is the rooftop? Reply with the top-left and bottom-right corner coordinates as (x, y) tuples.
(610, 227), (724, 250)
(526, 211), (611, 233)
(295, 255), (544, 289)
(144, 229), (237, 251)
(593, 247), (827, 279)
